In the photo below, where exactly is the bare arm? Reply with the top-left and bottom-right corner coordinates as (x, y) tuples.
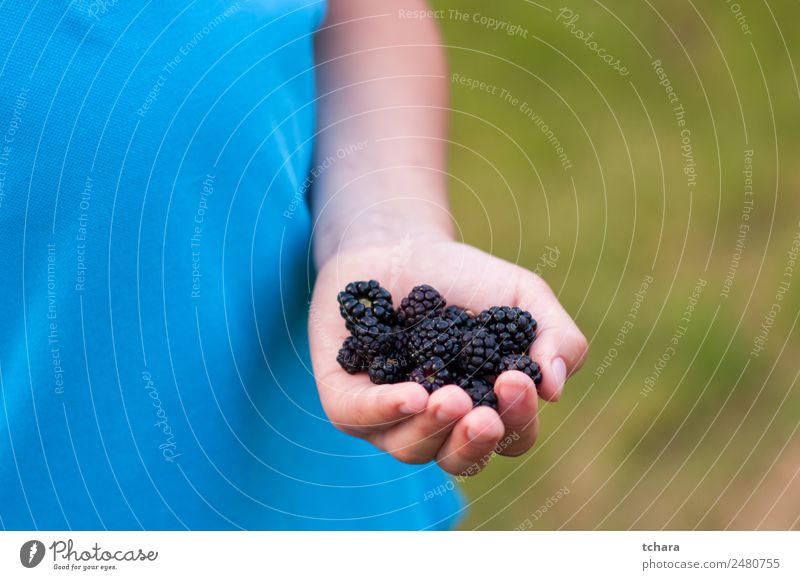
(312, 0), (453, 268)
(308, 0), (588, 474)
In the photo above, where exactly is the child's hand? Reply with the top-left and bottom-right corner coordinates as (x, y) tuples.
(309, 239), (588, 476)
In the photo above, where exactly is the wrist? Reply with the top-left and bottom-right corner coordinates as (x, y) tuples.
(313, 194), (455, 269)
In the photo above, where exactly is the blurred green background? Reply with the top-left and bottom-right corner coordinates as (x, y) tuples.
(429, 0), (800, 530)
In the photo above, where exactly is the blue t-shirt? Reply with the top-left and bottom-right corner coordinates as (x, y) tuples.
(0, 0), (462, 530)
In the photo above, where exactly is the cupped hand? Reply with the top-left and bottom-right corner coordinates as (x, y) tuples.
(309, 239), (588, 476)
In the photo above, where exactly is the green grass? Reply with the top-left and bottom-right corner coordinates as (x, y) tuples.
(429, 0), (800, 529)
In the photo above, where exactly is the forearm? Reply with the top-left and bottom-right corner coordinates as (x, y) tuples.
(311, 0), (453, 269)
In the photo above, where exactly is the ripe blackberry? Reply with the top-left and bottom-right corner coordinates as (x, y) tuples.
(460, 329), (502, 377)
(397, 284), (446, 328)
(368, 355), (409, 385)
(407, 316), (462, 366)
(337, 280), (395, 330)
(498, 354), (543, 385)
(409, 357), (452, 393)
(477, 306), (537, 355)
(444, 305), (477, 331)
(351, 315), (404, 359)
(459, 377), (498, 409)
(337, 336), (367, 374)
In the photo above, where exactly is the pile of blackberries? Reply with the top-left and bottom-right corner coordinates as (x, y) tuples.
(336, 281), (542, 410)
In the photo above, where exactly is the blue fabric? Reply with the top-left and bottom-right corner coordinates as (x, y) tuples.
(0, 0), (463, 530)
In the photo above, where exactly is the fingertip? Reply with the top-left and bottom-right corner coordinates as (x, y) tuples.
(537, 357), (565, 402)
(495, 370), (535, 406)
(430, 385), (473, 422)
(464, 406), (504, 442)
(552, 356), (567, 386)
(435, 407), (505, 476)
(397, 382), (429, 415)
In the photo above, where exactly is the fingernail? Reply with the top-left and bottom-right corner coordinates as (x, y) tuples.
(399, 401), (423, 415)
(552, 357), (567, 399)
(434, 405), (451, 422)
(399, 390), (427, 415)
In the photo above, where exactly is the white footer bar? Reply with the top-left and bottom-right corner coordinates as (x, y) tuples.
(2, 531), (797, 579)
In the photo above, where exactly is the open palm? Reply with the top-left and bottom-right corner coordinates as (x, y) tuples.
(309, 239), (588, 475)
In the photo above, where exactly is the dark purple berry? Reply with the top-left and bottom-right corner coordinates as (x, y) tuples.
(444, 305), (477, 331)
(459, 377), (498, 409)
(368, 355), (409, 385)
(338, 280), (395, 330)
(337, 336), (368, 374)
(498, 354), (543, 385)
(352, 315), (404, 360)
(460, 329), (502, 377)
(397, 284), (446, 328)
(477, 306), (537, 355)
(407, 316), (462, 366)
(409, 357), (452, 393)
